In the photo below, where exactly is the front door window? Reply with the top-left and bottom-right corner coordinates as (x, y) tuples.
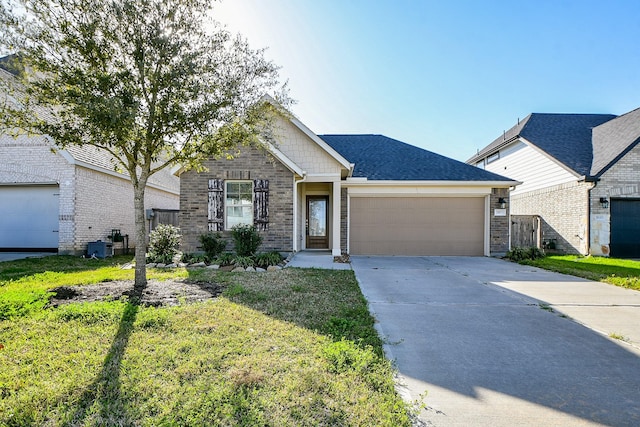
(306, 196), (329, 249)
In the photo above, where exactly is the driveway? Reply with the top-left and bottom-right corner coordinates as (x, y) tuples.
(351, 256), (640, 427)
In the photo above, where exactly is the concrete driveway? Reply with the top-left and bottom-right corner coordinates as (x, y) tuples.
(351, 256), (640, 427)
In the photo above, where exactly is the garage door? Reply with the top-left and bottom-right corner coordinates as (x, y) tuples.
(0, 185), (59, 250)
(350, 197), (485, 256)
(610, 199), (640, 258)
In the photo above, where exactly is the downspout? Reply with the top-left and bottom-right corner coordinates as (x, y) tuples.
(293, 172), (307, 252)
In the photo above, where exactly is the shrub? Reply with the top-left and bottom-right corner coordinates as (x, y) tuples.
(255, 251), (283, 268)
(233, 256), (255, 269)
(217, 252), (235, 266)
(506, 246), (545, 262)
(199, 232), (227, 260)
(181, 253), (208, 264)
(147, 224), (181, 264)
(231, 224), (262, 257)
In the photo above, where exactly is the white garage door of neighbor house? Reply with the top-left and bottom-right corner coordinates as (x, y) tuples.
(0, 185), (59, 250)
(350, 197), (485, 256)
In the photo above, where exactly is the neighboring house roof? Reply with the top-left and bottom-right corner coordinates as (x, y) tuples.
(319, 134), (515, 182)
(1, 65), (179, 193)
(591, 107), (640, 176)
(468, 113), (620, 178)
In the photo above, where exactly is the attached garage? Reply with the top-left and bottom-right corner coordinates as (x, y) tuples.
(0, 185), (59, 251)
(610, 198), (640, 258)
(350, 196), (486, 256)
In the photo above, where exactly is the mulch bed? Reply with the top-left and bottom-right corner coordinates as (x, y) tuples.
(48, 279), (223, 308)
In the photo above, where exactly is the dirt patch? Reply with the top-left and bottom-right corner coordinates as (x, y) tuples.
(49, 279), (223, 308)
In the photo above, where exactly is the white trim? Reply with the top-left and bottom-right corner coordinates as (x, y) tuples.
(519, 137), (583, 178)
(224, 180), (254, 231)
(288, 116), (352, 170)
(342, 179), (520, 188)
(261, 140), (306, 176)
(348, 185), (495, 197)
(58, 148), (179, 195)
(484, 195), (490, 256)
(332, 180), (341, 256)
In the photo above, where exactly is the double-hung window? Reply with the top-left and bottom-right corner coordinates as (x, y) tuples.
(225, 181), (253, 229)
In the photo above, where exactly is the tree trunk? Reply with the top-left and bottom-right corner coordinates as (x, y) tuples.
(133, 183), (148, 289)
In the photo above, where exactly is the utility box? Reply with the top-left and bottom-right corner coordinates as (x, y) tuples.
(87, 240), (113, 258)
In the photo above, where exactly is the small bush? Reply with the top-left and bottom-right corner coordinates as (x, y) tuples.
(199, 232), (227, 260)
(147, 224), (181, 264)
(506, 246), (545, 262)
(233, 256), (255, 269)
(217, 252), (235, 266)
(231, 224), (262, 257)
(255, 251), (283, 268)
(181, 253), (208, 264)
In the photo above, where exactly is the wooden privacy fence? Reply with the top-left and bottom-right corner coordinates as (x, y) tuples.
(150, 208), (179, 231)
(511, 215), (541, 249)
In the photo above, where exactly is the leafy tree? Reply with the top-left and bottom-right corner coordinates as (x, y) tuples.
(0, 0), (287, 287)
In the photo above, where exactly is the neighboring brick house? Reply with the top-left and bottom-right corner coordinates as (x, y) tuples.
(0, 68), (179, 255)
(468, 107), (640, 257)
(179, 105), (517, 257)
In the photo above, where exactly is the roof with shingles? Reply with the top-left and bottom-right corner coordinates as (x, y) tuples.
(1, 66), (179, 193)
(468, 113), (618, 177)
(591, 107), (640, 176)
(319, 134), (515, 182)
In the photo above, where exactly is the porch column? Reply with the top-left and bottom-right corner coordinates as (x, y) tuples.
(332, 180), (341, 256)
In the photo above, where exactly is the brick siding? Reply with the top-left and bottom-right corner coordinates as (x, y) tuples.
(589, 143), (640, 256)
(510, 181), (589, 254)
(179, 145), (294, 253)
(490, 188), (510, 255)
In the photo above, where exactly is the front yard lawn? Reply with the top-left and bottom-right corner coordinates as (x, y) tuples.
(0, 256), (411, 426)
(523, 255), (640, 291)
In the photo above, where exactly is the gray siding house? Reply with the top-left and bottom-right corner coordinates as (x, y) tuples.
(469, 108), (640, 257)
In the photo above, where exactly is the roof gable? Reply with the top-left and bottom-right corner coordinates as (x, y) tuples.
(519, 113), (615, 176)
(319, 134), (514, 182)
(470, 113), (617, 176)
(591, 107), (640, 176)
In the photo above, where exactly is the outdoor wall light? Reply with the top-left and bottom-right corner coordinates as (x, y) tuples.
(498, 197), (507, 209)
(600, 197), (610, 209)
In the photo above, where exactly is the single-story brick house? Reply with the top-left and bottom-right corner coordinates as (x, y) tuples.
(179, 105), (518, 257)
(468, 107), (640, 257)
(0, 68), (180, 254)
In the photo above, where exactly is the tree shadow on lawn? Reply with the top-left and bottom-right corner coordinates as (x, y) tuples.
(64, 286), (144, 426)
(62, 277), (222, 425)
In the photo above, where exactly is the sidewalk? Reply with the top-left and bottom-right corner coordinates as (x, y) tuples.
(286, 251), (351, 270)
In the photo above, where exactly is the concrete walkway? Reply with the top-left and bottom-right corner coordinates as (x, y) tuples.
(351, 256), (640, 427)
(286, 251), (351, 270)
(0, 252), (55, 262)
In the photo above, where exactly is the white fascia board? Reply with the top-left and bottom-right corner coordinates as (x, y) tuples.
(288, 116), (352, 170)
(520, 137), (582, 178)
(303, 173), (341, 183)
(261, 140), (306, 177)
(343, 180), (521, 188)
(70, 158), (179, 195)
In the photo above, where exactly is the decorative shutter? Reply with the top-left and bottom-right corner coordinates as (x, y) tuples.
(208, 179), (224, 231)
(253, 179), (269, 231)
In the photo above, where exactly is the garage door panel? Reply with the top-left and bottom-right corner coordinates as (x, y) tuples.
(610, 199), (640, 258)
(0, 186), (59, 250)
(350, 197), (484, 256)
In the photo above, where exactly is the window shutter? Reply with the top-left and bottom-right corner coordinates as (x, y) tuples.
(253, 179), (269, 231)
(208, 179), (224, 231)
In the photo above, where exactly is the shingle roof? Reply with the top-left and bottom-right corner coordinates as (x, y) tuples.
(1, 67), (179, 193)
(468, 113), (617, 176)
(591, 107), (640, 176)
(319, 134), (514, 182)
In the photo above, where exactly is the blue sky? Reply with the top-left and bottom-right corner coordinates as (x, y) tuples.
(214, 0), (640, 162)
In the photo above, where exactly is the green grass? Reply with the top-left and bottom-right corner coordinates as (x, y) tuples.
(0, 256), (411, 426)
(522, 255), (640, 290)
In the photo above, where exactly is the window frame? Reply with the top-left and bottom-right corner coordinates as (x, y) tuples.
(486, 152), (500, 164)
(224, 180), (254, 230)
